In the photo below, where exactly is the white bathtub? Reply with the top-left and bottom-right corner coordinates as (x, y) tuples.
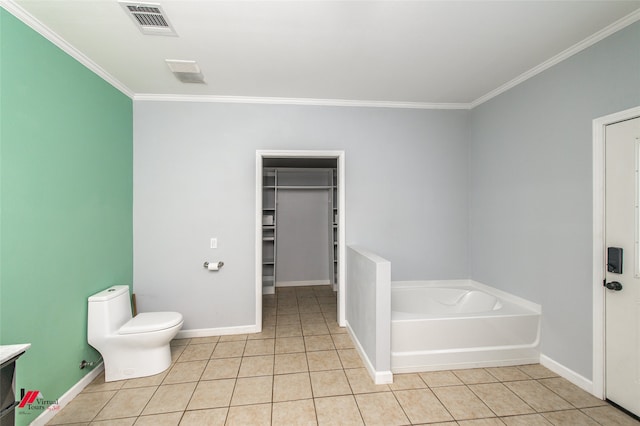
(391, 280), (540, 373)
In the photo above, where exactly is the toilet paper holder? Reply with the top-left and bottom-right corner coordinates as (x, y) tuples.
(203, 261), (224, 270)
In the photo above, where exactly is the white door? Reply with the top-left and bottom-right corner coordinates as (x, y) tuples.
(605, 116), (640, 417)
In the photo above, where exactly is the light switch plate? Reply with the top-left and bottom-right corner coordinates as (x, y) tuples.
(210, 238), (217, 249)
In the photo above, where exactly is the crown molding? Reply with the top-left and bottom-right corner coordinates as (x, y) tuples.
(3, 0), (638, 110)
(1, 0), (465, 111)
(1, 0), (135, 99)
(470, 8), (640, 109)
(133, 94), (472, 110)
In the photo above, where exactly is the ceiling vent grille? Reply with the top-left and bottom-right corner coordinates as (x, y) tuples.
(166, 60), (206, 84)
(120, 2), (177, 36)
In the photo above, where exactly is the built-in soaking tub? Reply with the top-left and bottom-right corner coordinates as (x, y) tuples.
(391, 280), (540, 373)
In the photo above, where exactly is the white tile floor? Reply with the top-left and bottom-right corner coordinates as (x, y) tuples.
(47, 286), (639, 425)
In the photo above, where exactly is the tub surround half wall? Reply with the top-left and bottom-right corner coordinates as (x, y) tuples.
(346, 246), (392, 384)
(0, 9), (133, 426)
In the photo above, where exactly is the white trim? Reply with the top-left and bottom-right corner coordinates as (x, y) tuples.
(256, 152), (265, 331)
(275, 280), (331, 287)
(346, 322), (393, 385)
(636, 138), (640, 279)
(1, 1), (134, 98)
(540, 354), (593, 395)
(176, 324), (259, 339)
(256, 150), (347, 328)
(262, 286), (275, 295)
(392, 356), (539, 374)
(374, 370), (394, 384)
(4, 0), (638, 110)
(32, 363), (105, 426)
(336, 152), (346, 326)
(470, 9), (640, 109)
(391, 279), (472, 288)
(592, 106), (640, 399)
(134, 94), (470, 110)
(134, 8), (640, 110)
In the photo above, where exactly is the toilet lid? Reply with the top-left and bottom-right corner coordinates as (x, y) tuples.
(119, 312), (183, 335)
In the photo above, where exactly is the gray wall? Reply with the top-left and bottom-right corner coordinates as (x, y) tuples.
(134, 103), (469, 329)
(468, 22), (640, 379)
(276, 189), (331, 284)
(133, 22), (639, 374)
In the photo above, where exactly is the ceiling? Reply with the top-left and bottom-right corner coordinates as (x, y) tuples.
(6, 0), (640, 108)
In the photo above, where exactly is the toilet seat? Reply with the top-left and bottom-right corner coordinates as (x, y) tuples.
(119, 312), (183, 335)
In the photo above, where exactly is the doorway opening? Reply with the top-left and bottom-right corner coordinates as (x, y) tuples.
(592, 106), (640, 410)
(255, 150), (346, 330)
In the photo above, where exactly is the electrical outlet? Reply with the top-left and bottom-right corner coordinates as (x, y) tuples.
(210, 238), (217, 249)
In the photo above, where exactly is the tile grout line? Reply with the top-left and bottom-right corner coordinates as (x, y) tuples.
(536, 376), (610, 414)
(390, 372), (456, 425)
(270, 296), (279, 425)
(463, 368), (537, 420)
(388, 385), (413, 424)
(428, 383), (469, 424)
(178, 341), (204, 424)
(56, 286), (639, 425)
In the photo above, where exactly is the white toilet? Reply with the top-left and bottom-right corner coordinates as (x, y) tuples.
(88, 285), (183, 382)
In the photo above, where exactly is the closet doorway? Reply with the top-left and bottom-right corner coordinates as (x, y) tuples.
(255, 150), (346, 329)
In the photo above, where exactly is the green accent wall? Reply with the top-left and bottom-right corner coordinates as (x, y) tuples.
(0, 9), (132, 425)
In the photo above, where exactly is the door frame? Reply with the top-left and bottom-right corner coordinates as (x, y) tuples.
(255, 150), (346, 330)
(592, 105), (640, 398)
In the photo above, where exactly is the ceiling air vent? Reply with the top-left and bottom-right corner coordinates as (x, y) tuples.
(120, 2), (177, 36)
(166, 60), (206, 84)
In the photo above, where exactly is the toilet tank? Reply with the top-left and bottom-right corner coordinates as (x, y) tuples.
(88, 286), (133, 340)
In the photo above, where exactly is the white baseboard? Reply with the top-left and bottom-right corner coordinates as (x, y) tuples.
(262, 286), (275, 295)
(36, 323), (262, 424)
(346, 322), (393, 385)
(540, 354), (594, 395)
(176, 324), (259, 339)
(32, 362), (105, 426)
(374, 369), (394, 384)
(276, 280), (331, 287)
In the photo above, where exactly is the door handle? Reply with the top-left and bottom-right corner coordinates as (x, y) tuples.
(605, 281), (623, 291)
